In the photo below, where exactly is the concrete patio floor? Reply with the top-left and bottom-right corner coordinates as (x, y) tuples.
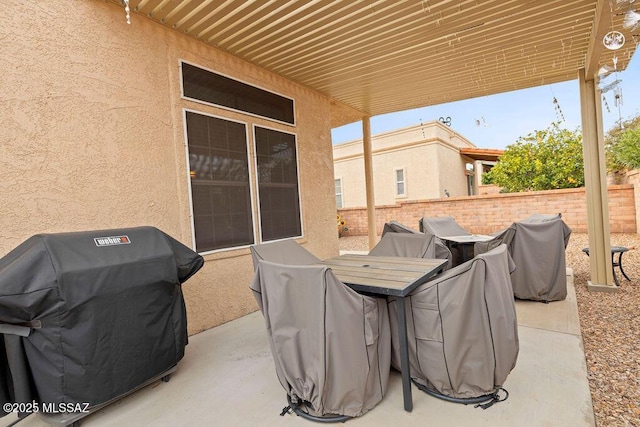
(8, 268), (593, 427)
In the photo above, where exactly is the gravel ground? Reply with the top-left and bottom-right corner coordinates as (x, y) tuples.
(339, 233), (640, 426)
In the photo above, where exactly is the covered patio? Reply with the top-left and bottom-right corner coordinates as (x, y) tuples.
(11, 268), (592, 426)
(115, 0), (637, 290)
(2, 0), (639, 425)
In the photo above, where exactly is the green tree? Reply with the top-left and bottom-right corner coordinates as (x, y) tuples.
(606, 115), (640, 172)
(483, 122), (584, 193)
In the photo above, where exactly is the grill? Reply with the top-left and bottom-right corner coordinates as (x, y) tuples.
(0, 226), (203, 423)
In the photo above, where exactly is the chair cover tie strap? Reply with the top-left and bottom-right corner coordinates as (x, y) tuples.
(474, 388), (509, 410)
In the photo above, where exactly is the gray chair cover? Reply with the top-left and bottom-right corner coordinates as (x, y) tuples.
(250, 239), (320, 269)
(369, 232), (436, 258)
(473, 226), (517, 255)
(388, 245), (519, 400)
(0, 227), (203, 415)
(381, 221), (452, 269)
(510, 214), (572, 302)
(381, 221), (418, 235)
(419, 216), (471, 237)
(250, 260), (391, 418)
(419, 216), (471, 267)
(475, 213), (571, 302)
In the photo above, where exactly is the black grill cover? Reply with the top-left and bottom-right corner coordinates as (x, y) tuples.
(0, 226), (203, 415)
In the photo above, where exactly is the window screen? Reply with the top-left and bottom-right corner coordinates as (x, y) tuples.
(186, 111), (254, 252)
(182, 62), (295, 125)
(255, 126), (302, 241)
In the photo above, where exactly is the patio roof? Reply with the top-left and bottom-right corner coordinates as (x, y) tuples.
(120, 0), (636, 126)
(116, 0), (629, 287)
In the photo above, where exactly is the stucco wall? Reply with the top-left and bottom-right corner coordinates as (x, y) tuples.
(1, 0), (343, 334)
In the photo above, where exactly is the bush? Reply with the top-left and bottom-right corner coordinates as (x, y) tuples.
(606, 115), (640, 172)
(484, 122), (584, 193)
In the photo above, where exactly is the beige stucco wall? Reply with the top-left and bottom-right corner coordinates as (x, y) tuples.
(333, 122), (475, 207)
(0, 0), (345, 334)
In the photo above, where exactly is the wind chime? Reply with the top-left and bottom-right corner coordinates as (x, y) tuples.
(598, 0), (638, 128)
(619, 0), (640, 32)
(475, 117), (489, 127)
(553, 97), (566, 122)
(122, 0), (131, 24)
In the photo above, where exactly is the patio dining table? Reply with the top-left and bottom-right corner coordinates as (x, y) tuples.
(439, 234), (493, 264)
(321, 254), (447, 412)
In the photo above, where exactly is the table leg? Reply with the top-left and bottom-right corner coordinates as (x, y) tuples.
(618, 252), (631, 281)
(611, 253), (620, 287)
(461, 244), (469, 263)
(397, 296), (413, 412)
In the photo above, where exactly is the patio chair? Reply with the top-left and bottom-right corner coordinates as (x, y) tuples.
(472, 226), (517, 255)
(369, 232), (436, 258)
(381, 221), (452, 269)
(387, 244), (518, 407)
(419, 216), (471, 266)
(381, 220), (418, 236)
(250, 260), (391, 421)
(250, 239), (319, 269)
(418, 216), (471, 237)
(474, 213), (571, 302)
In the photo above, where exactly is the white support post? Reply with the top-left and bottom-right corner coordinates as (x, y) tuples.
(362, 117), (377, 249)
(579, 69), (615, 291)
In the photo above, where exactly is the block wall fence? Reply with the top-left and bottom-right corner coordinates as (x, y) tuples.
(338, 184), (637, 236)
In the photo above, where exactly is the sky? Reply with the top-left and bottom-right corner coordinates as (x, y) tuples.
(331, 51), (640, 150)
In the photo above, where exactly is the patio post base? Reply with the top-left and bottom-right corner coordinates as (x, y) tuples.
(586, 281), (619, 293)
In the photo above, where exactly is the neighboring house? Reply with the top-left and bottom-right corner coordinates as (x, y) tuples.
(333, 122), (503, 208)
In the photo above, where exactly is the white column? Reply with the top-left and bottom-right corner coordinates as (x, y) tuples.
(579, 69), (615, 290)
(362, 117), (377, 249)
(474, 160), (483, 195)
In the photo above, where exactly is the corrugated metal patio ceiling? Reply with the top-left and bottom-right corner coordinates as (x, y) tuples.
(122, 0), (637, 126)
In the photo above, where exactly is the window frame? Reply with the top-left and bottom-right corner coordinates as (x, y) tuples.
(180, 60), (296, 127)
(394, 167), (407, 198)
(252, 124), (304, 243)
(183, 108), (258, 255)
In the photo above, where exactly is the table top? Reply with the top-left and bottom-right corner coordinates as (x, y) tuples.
(583, 246), (629, 254)
(440, 234), (493, 243)
(322, 254), (447, 297)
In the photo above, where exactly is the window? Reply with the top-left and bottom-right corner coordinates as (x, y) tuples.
(467, 173), (476, 196)
(185, 111), (254, 252)
(395, 168), (406, 197)
(254, 126), (302, 241)
(466, 163), (475, 196)
(181, 62), (295, 125)
(335, 178), (343, 208)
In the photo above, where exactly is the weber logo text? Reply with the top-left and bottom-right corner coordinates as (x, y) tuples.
(94, 235), (131, 247)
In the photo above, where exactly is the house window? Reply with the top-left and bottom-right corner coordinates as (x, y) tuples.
(254, 126), (302, 241)
(185, 111), (254, 252)
(466, 162), (475, 196)
(181, 62), (295, 125)
(335, 178), (343, 208)
(395, 168), (406, 197)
